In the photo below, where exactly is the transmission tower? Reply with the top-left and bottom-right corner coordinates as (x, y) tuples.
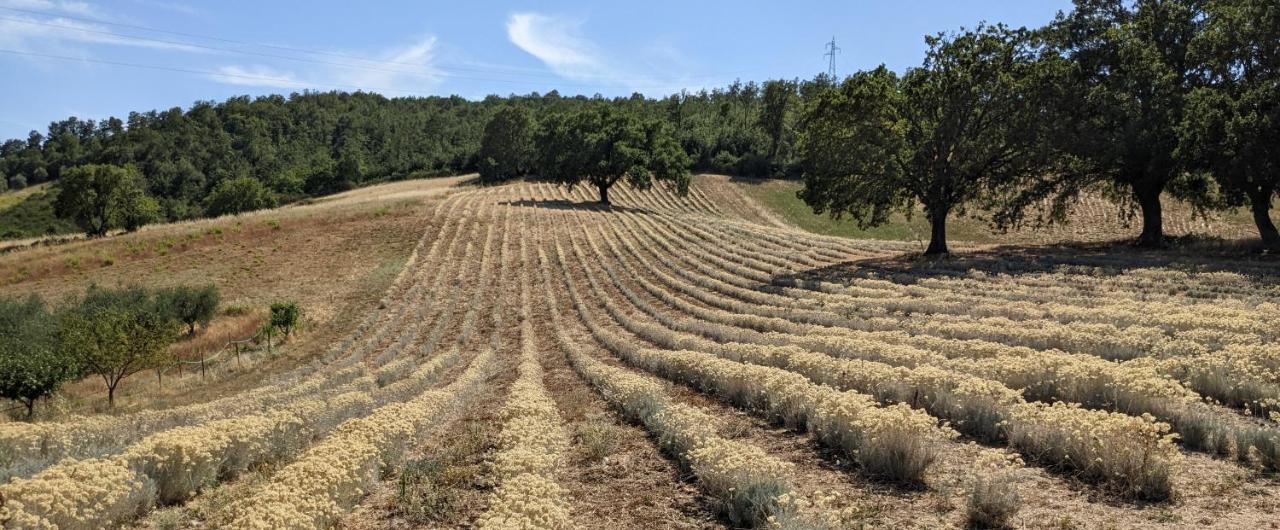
(823, 36), (840, 79)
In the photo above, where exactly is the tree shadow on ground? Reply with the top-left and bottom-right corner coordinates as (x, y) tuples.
(499, 198), (652, 215)
(787, 238), (1280, 289)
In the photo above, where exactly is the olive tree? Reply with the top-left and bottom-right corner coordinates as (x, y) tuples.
(270, 301), (300, 339)
(158, 284), (220, 336)
(57, 286), (179, 407)
(798, 25), (1059, 255)
(535, 106), (690, 206)
(0, 295), (79, 418)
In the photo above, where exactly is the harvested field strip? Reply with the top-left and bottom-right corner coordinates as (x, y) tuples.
(477, 226), (572, 529)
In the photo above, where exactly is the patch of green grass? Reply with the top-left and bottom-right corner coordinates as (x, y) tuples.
(0, 182), (49, 211)
(0, 188), (79, 240)
(732, 178), (1001, 244)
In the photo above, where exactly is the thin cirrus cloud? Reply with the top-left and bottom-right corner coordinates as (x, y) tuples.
(1, 0), (440, 94)
(505, 12), (683, 92)
(208, 36), (443, 94)
(1, 0), (98, 16)
(0, 12), (204, 53)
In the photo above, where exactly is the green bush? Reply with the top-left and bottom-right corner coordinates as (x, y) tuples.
(157, 284), (220, 336)
(204, 177), (276, 217)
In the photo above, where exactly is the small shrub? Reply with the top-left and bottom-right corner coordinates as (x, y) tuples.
(222, 304), (251, 316)
(395, 457), (455, 524)
(720, 414), (755, 439)
(576, 418), (624, 462)
(966, 451), (1022, 529)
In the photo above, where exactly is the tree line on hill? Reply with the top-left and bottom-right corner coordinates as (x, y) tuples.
(0, 0), (1273, 254)
(0, 284), (301, 417)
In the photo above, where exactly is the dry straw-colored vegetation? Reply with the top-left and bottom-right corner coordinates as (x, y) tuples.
(1, 174), (1279, 529)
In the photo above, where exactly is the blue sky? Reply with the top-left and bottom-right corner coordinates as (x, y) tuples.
(0, 0), (1071, 140)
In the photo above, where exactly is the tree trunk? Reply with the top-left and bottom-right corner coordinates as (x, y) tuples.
(107, 384), (116, 408)
(1135, 186), (1164, 248)
(24, 398), (35, 419)
(1248, 187), (1279, 249)
(598, 183), (611, 206)
(925, 212), (949, 256)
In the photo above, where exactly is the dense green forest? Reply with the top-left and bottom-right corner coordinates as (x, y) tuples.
(0, 82), (806, 239)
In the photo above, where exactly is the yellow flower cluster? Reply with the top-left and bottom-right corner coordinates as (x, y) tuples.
(225, 347), (494, 529)
(557, 234), (949, 483)
(641, 210), (1275, 361)
(575, 209), (1188, 494)
(0, 458), (154, 530)
(1007, 402), (1180, 499)
(0, 364), (370, 480)
(0, 205), (467, 481)
(0, 383), (388, 528)
(478, 321), (572, 530)
(557, 326), (794, 528)
(535, 238), (797, 527)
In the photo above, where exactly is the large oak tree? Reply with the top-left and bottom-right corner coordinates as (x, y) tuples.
(798, 25), (1059, 255)
(1038, 0), (1206, 247)
(477, 106), (536, 184)
(536, 106), (690, 206)
(1181, 0), (1280, 247)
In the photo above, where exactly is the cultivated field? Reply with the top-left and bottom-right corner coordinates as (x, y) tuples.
(2, 176), (1279, 529)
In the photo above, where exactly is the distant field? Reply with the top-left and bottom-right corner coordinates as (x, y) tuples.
(724, 175), (1270, 246)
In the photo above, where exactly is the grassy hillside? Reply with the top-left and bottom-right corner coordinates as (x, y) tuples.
(0, 175), (469, 414)
(0, 184), (78, 239)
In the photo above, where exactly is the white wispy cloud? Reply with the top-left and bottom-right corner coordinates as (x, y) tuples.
(123, 0), (202, 16)
(505, 12), (692, 93)
(207, 64), (305, 89)
(209, 36), (443, 94)
(0, 0), (99, 17)
(0, 12), (204, 53)
(506, 13), (603, 80)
